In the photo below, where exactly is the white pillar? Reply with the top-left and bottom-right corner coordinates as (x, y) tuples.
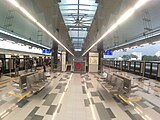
(141, 62), (145, 77)
(89, 52), (99, 73)
(61, 51), (66, 72)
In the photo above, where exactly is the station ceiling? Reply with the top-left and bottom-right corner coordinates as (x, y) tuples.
(59, 0), (98, 51)
(1, 0), (160, 56)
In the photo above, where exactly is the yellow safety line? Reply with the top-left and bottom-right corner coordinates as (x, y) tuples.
(8, 91), (30, 99)
(119, 95), (143, 103)
(119, 95), (128, 103)
(0, 80), (11, 85)
(127, 97), (143, 102)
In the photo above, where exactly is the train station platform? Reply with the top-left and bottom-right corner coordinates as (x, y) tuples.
(0, 70), (160, 120)
(1, 1), (160, 119)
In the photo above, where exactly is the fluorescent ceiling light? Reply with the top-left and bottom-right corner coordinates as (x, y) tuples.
(153, 40), (160, 44)
(134, 0), (150, 10)
(6, 0), (74, 56)
(141, 43), (149, 46)
(116, 8), (135, 25)
(7, 0), (19, 7)
(82, 0), (150, 56)
(20, 7), (37, 23)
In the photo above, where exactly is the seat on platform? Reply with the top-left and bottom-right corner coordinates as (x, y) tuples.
(27, 75), (41, 91)
(13, 72), (35, 92)
(109, 78), (124, 94)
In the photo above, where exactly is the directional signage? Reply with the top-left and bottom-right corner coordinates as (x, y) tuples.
(42, 49), (51, 54)
(105, 50), (112, 55)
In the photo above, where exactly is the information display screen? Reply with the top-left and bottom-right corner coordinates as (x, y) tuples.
(105, 50), (112, 55)
(103, 50), (113, 58)
(42, 49), (51, 54)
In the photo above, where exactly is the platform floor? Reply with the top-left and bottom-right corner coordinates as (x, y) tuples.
(0, 70), (160, 120)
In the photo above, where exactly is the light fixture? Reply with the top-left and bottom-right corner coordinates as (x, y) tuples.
(6, 40), (15, 44)
(153, 40), (160, 44)
(134, 0), (150, 10)
(140, 43), (149, 46)
(0, 38), (3, 41)
(116, 8), (135, 25)
(82, 0), (150, 56)
(6, 0), (74, 56)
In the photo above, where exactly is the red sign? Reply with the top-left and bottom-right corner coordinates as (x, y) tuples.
(75, 63), (81, 70)
(74, 62), (85, 72)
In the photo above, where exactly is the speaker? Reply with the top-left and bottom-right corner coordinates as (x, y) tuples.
(95, 0), (100, 3)
(57, 0), (61, 3)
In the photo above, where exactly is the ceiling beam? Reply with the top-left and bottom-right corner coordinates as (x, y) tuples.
(67, 25), (89, 28)
(62, 14), (94, 17)
(59, 4), (97, 7)
(60, 9), (95, 12)
(71, 37), (85, 39)
(69, 29), (88, 31)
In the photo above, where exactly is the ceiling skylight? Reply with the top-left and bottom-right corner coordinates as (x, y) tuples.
(59, 0), (98, 51)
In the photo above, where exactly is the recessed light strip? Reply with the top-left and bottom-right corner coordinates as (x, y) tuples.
(6, 0), (74, 56)
(82, 0), (150, 56)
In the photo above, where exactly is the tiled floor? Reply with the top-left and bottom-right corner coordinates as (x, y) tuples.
(0, 70), (160, 120)
(55, 74), (94, 120)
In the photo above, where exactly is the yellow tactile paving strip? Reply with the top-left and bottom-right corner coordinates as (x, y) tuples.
(0, 79), (12, 85)
(118, 95), (143, 103)
(7, 91), (31, 99)
(0, 68), (44, 85)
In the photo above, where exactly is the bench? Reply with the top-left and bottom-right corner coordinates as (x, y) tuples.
(26, 72), (48, 92)
(101, 73), (124, 95)
(105, 72), (139, 96)
(113, 73), (138, 96)
(13, 72), (35, 92)
(100, 72), (142, 102)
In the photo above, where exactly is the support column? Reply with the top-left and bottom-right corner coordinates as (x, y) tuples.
(86, 53), (89, 72)
(89, 52), (99, 73)
(97, 41), (104, 73)
(51, 41), (58, 71)
(62, 51), (66, 72)
(141, 61), (145, 77)
(66, 51), (68, 64)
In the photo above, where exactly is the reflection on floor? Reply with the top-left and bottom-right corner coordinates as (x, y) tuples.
(0, 70), (160, 120)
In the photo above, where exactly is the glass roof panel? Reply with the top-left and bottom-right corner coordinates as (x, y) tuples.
(74, 49), (82, 51)
(59, 0), (98, 51)
(72, 39), (84, 42)
(60, 0), (79, 4)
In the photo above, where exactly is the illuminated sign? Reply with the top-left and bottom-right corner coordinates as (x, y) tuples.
(42, 49), (51, 54)
(105, 50), (112, 55)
